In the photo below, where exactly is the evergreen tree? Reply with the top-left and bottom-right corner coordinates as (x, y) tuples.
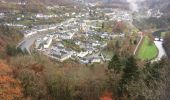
(117, 56), (139, 97)
(108, 54), (122, 73)
(122, 55), (139, 84)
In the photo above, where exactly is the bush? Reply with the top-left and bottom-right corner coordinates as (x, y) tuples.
(163, 33), (170, 57)
(18, 69), (47, 99)
(6, 44), (24, 56)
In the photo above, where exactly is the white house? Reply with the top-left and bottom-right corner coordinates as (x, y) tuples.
(44, 37), (53, 49)
(0, 13), (4, 18)
(90, 57), (101, 63)
(52, 53), (72, 62)
(50, 46), (73, 62)
(78, 51), (89, 58)
(79, 58), (89, 64)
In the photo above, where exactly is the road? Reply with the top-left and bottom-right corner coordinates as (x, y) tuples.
(153, 41), (166, 61)
(152, 29), (167, 62)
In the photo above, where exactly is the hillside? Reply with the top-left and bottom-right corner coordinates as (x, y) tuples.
(0, 25), (23, 57)
(143, 0), (170, 17)
(0, 0), (45, 13)
(3, 0), (76, 5)
(0, 60), (23, 100)
(0, 0), (77, 13)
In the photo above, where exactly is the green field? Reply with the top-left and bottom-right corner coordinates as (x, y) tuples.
(137, 36), (158, 60)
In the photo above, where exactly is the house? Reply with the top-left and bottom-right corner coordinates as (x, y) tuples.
(78, 51), (89, 58)
(75, 40), (81, 45)
(50, 46), (73, 62)
(52, 52), (72, 62)
(85, 48), (94, 54)
(90, 57), (101, 63)
(16, 17), (21, 21)
(101, 32), (109, 39)
(36, 14), (58, 19)
(35, 38), (43, 49)
(92, 42), (100, 47)
(0, 13), (4, 18)
(79, 57), (89, 64)
(43, 36), (53, 49)
(60, 32), (75, 40)
(72, 12), (76, 16)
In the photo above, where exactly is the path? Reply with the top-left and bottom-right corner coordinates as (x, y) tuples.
(133, 35), (144, 55)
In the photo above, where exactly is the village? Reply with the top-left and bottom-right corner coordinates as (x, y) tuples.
(0, 1), (137, 64)
(18, 7), (132, 64)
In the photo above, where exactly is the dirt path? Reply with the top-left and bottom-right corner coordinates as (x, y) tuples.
(133, 34), (144, 55)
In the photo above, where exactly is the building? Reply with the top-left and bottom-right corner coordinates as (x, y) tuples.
(50, 46), (73, 62)
(52, 52), (72, 62)
(0, 13), (4, 18)
(90, 57), (101, 63)
(79, 57), (89, 64)
(43, 36), (53, 49)
(35, 38), (43, 49)
(78, 51), (89, 58)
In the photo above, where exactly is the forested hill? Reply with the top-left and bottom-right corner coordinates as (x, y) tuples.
(3, 0), (76, 5)
(144, 0), (170, 17)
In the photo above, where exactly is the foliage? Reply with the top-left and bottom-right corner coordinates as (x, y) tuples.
(133, 17), (170, 30)
(107, 53), (168, 99)
(108, 54), (122, 73)
(163, 32), (170, 57)
(113, 21), (127, 33)
(5, 44), (24, 56)
(17, 69), (47, 99)
(0, 60), (23, 100)
(0, 25), (23, 57)
(10, 54), (107, 100)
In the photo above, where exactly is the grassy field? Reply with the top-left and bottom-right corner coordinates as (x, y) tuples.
(137, 36), (158, 60)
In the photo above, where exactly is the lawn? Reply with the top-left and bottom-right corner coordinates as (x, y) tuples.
(137, 36), (158, 60)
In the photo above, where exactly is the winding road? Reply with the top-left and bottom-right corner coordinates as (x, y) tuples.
(152, 29), (167, 61)
(153, 41), (166, 61)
